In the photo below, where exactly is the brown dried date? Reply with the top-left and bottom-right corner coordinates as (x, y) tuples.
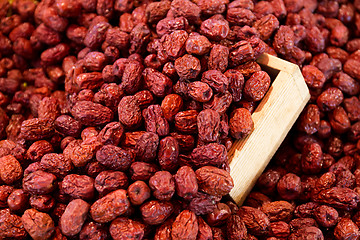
(62, 174), (95, 200)
(90, 189), (130, 223)
(238, 206), (270, 236)
(185, 33), (211, 56)
(118, 95), (142, 129)
(175, 54), (201, 80)
(20, 118), (54, 141)
(79, 221), (109, 240)
(208, 44), (229, 73)
(96, 145), (133, 171)
(313, 205), (338, 228)
(171, 210), (198, 240)
(71, 100), (113, 126)
(161, 94), (183, 122)
(29, 195), (55, 212)
(135, 132), (159, 162)
(59, 199), (89, 237)
(95, 171), (128, 196)
(289, 226), (324, 240)
(229, 40), (255, 66)
(0, 155), (22, 185)
(316, 87), (344, 112)
(141, 200), (173, 225)
(334, 218), (360, 240)
(97, 122), (124, 146)
(301, 142), (323, 174)
(174, 166), (198, 199)
(175, 110), (198, 134)
(197, 109), (221, 143)
(190, 143), (228, 168)
(40, 153), (73, 178)
(0, 185), (13, 208)
(21, 208), (55, 240)
(201, 70), (229, 94)
(143, 104), (170, 137)
(188, 81), (213, 103)
(229, 108), (254, 139)
(127, 181), (151, 206)
(200, 14), (229, 41)
(312, 187), (360, 211)
(109, 217), (144, 240)
(149, 171), (175, 201)
(195, 166), (234, 197)
(261, 201), (295, 222)
(158, 136), (179, 171)
(277, 173), (302, 200)
(143, 68), (173, 98)
(84, 21), (110, 49)
(7, 189), (28, 213)
(121, 60), (144, 95)
(130, 161), (158, 181)
(244, 71), (271, 102)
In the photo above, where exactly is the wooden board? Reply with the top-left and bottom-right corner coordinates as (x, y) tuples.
(229, 53), (310, 205)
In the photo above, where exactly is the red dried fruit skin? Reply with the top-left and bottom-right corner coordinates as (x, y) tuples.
(195, 166), (234, 197)
(238, 206), (270, 236)
(109, 217), (145, 240)
(22, 208), (55, 240)
(143, 68), (173, 98)
(90, 189), (130, 223)
(244, 71), (271, 102)
(71, 101), (113, 126)
(229, 108), (254, 139)
(60, 199), (89, 237)
(190, 143), (228, 168)
(312, 187), (360, 211)
(171, 210), (199, 240)
(140, 200), (173, 225)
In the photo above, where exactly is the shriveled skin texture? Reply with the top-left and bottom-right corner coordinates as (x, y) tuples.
(229, 108), (254, 139)
(110, 217), (145, 240)
(238, 206), (270, 236)
(23, 170), (57, 195)
(21, 208), (55, 240)
(140, 200), (173, 225)
(20, 118), (54, 141)
(171, 210), (199, 240)
(158, 136), (179, 172)
(174, 166), (198, 199)
(197, 109), (220, 143)
(70, 100), (113, 126)
(149, 171), (175, 201)
(62, 174), (95, 200)
(60, 199), (90, 236)
(135, 132), (159, 162)
(289, 226), (324, 240)
(0, 155), (23, 185)
(195, 166), (234, 197)
(118, 95), (142, 129)
(0, 209), (27, 239)
(96, 144), (134, 171)
(90, 189), (130, 223)
(63, 139), (97, 167)
(190, 143), (228, 168)
(312, 187), (360, 211)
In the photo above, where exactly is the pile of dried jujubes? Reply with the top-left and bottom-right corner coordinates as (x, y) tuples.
(0, 0), (359, 239)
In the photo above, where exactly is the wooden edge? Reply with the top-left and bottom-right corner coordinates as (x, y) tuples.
(229, 55), (310, 205)
(256, 54), (299, 75)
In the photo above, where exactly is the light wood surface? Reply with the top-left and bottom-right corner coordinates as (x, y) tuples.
(229, 54), (310, 205)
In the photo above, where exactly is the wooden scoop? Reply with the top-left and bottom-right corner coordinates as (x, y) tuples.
(229, 53), (310, 205)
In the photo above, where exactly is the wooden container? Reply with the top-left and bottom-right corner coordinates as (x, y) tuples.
(229, 53), (310, 205)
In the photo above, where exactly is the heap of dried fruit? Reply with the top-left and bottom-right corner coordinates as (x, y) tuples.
(0, 0), (360, 239)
